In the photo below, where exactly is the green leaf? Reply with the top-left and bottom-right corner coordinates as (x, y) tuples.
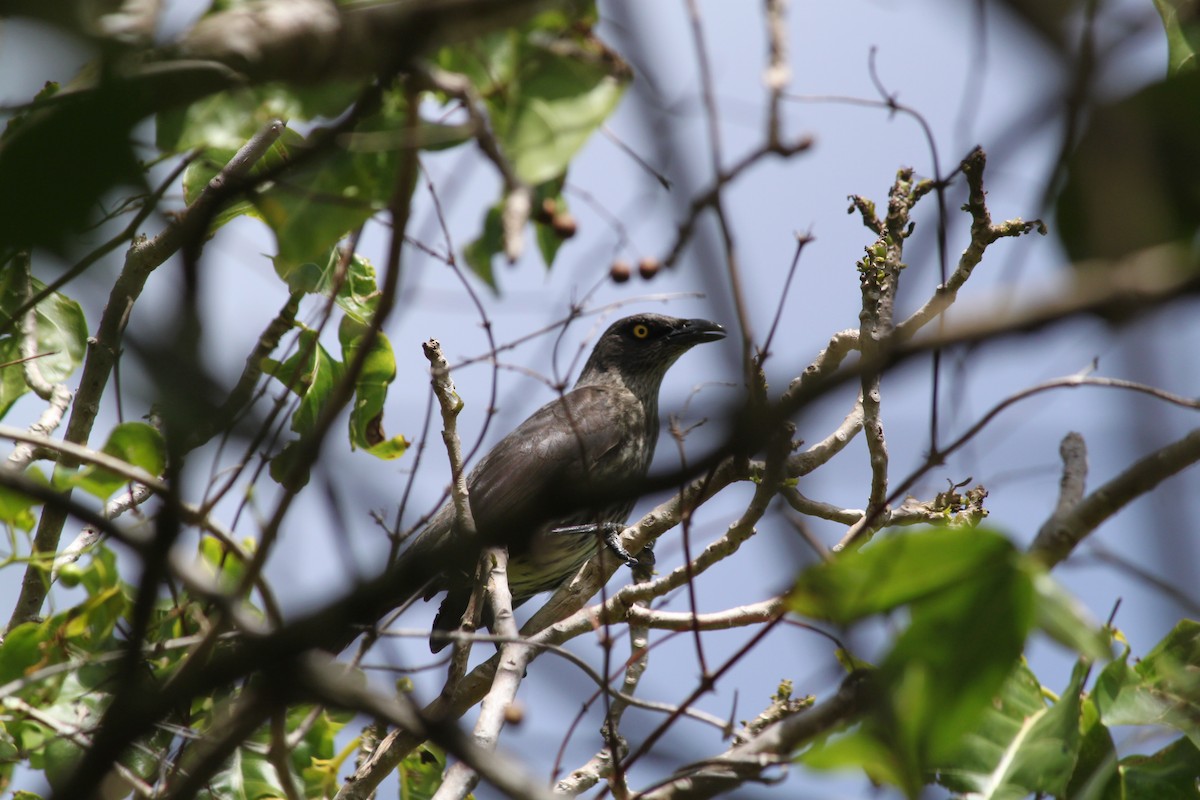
(452, 17), (629, 188)
(177, 128), (300, 233)
(263, 328), (344, 432)
(879, 559), (1034, 778)
(501, 44), (626, 186)
(801, 729), (910, 790)
(444, 18), (627, 279)
(789, 527), (1017, 623)
(338, 317), (408, 459)
(0, 621), (49, 687)
(1120, 736), (1200, 800)
(31, 288), (88, 384)
(0, 338), (30, 421)
(936, 659), (1086, 799)
(274, 248), (381, 322)
(1057, 71), (1200, 261)
(38, 665), (115, 789)
(290, 705), (352, 798)
(0, 266), (89, 416)
(262, 327), (345, 489)
(157, 82), (364, 154)
(0, 80), (144, 250)
(398, 744), (452, 800)
(199, 747), (287, 800)
(0, 722), (18, 761)
(463, 201), (503, 289)
(1067, 697), (1122, 800)
(72, 422), (166, 500)
(197, 535), (251, 594)
(0, 464), (46, 530)
(1093, 619), (1200, 748)
(1029, 568), (1112, 660)
(797, 529), (1036, 797)
(251, 88), (431, 273)
(254, 141), (392, 270)
(1152, 0), (1200, 75)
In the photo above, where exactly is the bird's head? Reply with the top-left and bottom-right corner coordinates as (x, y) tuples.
(577, 313), (726, 393)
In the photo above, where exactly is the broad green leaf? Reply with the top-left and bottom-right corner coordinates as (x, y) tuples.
(43, 735), (84, 791)
(32, 289), (87, 384)
(789, 528), (1016, 623)
(198, 747), (287, 800)
(1120, 736), (1200, 800)
(880, 560), (1034, 775)
(262, 327), (345, 489)
(0, 464), (46, 530)
(254, 139), (393, 270)
(1093, 619), (1200, 748)
(338, 317), (408, 459)
(73, 422), (166, 500)
(801, 728), (910, 791)
(443, 16), (627, 278)
(63, 584), (128, 645)
(157, 82), (364, 154)
(274, 248), (381, 322)
(252, 88), (435, 272)
(436, 30), (521, 97)
(0, 722), (17, 761)
(0, 79), (143, 250)
(463, 202), (503, 288)
(291, 705), (353, 798)
(1057, 71), (1200, 260)
(0, 338), (30, 420)
(452, 14), (627, 187)
(197, 535), (251, 594)
(1029, 569), (1111, 660)
(38, 665), (115, 788)
(263, 328), (344, 434)
(1152, 0), (1200, 75)
(502, 45), (625, 185)
(936, 659), (1086, 799)
(799, 529), (1035, 798)
(0, 621), (48, 686)
(0, 266), (88, 415)
(177, 128), (300, 233)
(1067, 698), (1122, 800)
(397, 744), (452, 800)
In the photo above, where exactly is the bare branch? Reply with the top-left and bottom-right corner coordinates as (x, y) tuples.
(1053, 432), (1089, 517)
(434, 547), (527, 800)
(1032, 428), (1200, 567)
(636, 674), (868, 800)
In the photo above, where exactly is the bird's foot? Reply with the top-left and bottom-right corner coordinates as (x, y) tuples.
(634, 540), (655, 570)
(550, 522), (638, 567)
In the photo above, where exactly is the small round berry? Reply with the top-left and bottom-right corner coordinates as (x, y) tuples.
(551, 212), (577, 239)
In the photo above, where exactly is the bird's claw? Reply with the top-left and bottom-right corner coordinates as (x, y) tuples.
(601, 525), (639, 567)
(549, 522), (639, 567)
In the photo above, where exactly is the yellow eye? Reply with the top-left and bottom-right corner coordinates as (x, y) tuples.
(631, 324), (650, 339)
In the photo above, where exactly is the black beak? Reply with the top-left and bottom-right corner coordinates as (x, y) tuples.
(670, 318), (726, 345)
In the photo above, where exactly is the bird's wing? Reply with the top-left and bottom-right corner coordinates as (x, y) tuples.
(466, 384), (631, 545)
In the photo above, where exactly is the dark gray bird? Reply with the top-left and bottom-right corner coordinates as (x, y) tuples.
(405, 313), (725, 652)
